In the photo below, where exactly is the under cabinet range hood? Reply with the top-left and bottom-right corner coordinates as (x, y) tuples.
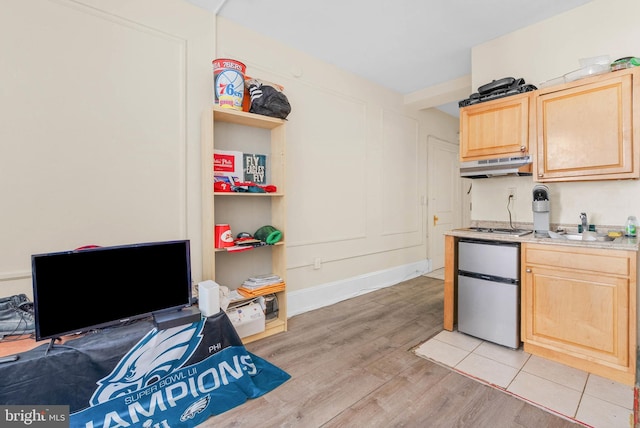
(460, 155), (532, 179)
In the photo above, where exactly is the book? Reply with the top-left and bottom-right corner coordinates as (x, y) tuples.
(214, 150), (244, 184)
(243, 153), (268, 185)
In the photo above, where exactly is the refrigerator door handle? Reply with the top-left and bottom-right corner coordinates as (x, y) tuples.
(458, 270), (518, 285)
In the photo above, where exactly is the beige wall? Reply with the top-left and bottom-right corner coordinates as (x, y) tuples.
(469, 0), (640, 227)
(0, 0), (459, 305)
(0, 0), (214, 297)
(215, 18), (458, 295)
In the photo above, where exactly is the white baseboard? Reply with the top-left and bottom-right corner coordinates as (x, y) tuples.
(287, 260), (430, 317)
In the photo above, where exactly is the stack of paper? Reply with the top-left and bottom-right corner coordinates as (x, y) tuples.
(238, 274), (285, 298)
(242, 274), (281, 288)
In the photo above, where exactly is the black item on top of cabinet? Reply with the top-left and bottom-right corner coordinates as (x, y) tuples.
(459, 77), (537, 108)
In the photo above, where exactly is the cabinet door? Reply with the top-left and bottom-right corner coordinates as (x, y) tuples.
(459, 93), (530, 161)
(522, 265), (629, 367)
(535, 70), (637, 181)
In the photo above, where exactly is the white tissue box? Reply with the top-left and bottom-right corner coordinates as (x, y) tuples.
(226, 302), (265, 338)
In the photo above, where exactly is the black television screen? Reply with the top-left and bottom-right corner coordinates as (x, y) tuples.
(31, 240), (193, 341)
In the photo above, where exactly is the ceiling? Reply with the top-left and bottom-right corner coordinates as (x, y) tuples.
(188, 0), (594, 116)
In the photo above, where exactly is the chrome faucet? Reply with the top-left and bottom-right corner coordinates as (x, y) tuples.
(580, 212), (588, 232)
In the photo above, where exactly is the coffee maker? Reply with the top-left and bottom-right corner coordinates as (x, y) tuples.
(532, 185), (550, 237)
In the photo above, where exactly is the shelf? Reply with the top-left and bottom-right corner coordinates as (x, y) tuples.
(214, 192), (284, 197)
(241, 318), (287, 344)
(212, 106), (284, 129)
(214, 242), (284, 253)
(202, 104), (288, 344)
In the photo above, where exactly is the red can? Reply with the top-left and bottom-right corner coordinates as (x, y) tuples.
(214, 224), (234, 248)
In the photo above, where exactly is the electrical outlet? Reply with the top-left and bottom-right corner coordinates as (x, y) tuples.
(507, 187), (517, 200)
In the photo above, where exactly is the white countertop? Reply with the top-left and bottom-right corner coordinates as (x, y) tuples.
(445, 228), (640, 251)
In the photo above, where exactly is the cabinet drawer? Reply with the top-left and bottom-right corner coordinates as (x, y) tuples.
(524, 244), (630, 276)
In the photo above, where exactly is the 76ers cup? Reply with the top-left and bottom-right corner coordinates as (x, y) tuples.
(213, 58), (246, 110)
(214, 224), (234, 248)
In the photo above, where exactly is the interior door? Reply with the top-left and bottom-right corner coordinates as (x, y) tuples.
(428, 136), (461, 269)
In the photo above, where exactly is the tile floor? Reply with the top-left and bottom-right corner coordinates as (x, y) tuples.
(415, 330), (635, 428)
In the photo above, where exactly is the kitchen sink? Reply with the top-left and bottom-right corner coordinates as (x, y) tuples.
(547, 231), (614, 242)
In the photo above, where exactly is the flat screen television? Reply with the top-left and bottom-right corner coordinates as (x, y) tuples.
(31, 240), (193, 341)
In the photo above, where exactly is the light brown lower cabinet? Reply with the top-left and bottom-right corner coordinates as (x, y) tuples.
(521, 243), (637, 385)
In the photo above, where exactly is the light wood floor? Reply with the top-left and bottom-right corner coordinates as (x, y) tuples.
(202, 275), (579, 427)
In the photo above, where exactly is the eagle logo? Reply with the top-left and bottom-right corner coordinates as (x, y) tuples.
(89, 319), (205, 405)
(180, 395), (211, 421)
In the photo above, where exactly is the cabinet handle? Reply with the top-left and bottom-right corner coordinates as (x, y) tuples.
(526, 268), (532, 273)
(538, 173), (544, 178)
(520, 146), (526, 152)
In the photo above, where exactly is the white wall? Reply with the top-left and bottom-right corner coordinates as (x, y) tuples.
(215, 18), (458, 296)
(0, 0), (214, 297)
(469, 0), (640, 228)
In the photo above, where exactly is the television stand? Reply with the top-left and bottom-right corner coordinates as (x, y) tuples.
(45, 337), (61, 355)
(153, 306), (202, 330)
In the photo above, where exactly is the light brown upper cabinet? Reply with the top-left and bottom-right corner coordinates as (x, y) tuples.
(459, 92), (532, 162)
(534, 68), (640, 182)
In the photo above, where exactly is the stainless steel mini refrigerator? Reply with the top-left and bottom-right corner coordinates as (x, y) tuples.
(457, 239), (521, 349)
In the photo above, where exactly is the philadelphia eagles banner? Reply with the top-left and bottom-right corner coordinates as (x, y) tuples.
(0, 312), (290, 428)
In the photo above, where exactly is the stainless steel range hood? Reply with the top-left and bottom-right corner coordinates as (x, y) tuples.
(460, 155), (532, 179)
